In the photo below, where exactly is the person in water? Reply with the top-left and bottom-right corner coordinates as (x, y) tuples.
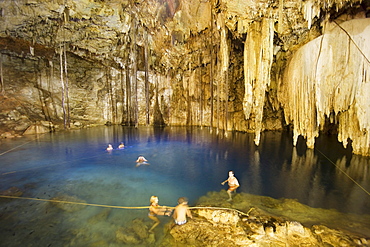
(172, 197), (192, 225)
(106, 144), (113, 151)
(221, 170), (240, 201)
(136, 155), (147, 163)
(148, 196), (172, 232)
(118, 142), (125, 149)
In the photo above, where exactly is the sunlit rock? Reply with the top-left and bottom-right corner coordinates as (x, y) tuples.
(23, 124), (51, 135)
(164, 191), (369, 246)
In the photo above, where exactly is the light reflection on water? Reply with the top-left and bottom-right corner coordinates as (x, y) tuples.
(0, 126), (369, 245)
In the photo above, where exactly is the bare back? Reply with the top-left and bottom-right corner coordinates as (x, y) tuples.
(173, 204), (192, 222)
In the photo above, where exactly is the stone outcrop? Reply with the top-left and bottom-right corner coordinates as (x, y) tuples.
(0, 0), (369, 155)
(159, 191), (369, 246)
(167, 209), (368, 246)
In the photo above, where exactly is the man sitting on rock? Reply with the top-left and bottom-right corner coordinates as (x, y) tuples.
(172, 197), (192, 225)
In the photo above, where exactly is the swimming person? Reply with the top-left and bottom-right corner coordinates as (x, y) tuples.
(118, 142), (125, 149)
(148, 196), (172, 232)
(106, 144), (113, 151)
(136, 155), (148, 163)
(221, 170), (240, 201)
(172, 197), (192, 225)
(136, 155), (149, 167)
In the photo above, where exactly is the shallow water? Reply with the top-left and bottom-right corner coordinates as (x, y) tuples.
(0, 126), (369, 246)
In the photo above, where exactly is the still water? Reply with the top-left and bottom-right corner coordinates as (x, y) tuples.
(0, 126), (369, 246)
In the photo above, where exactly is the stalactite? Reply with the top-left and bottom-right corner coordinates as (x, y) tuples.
(153, 73), (165, 126)
(0, 53), (4, 95)
(278, 0), (284, 33)
(225, 66), (229, 133)
(59, 44), (67, 129)
(128, 0), (138, 127)
(243, 18), (274, 146)
(199, 53), (203, 127)
(219, 12), (229, 133)
(279, 19), (370, 155)
(303, 0), (320, 29)
(106, 67), (114, 124)
(144, 29), (150, 125)
(120, 68), (125, 124)
(216, 64), (220, 133)
(210, 4), (214, 129)
(185, 71), (191, 125)
(187, 61), (191, 126)
(35, 62), (45, 121)
(48, 60), (58, 120)
(125, 58), (132, 125)
(63, 43), (70, 128)
(166, 71), (171, 124)
(132, 21), (138, 128)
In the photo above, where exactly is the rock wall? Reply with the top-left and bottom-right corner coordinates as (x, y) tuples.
(0, 0), (369, 155)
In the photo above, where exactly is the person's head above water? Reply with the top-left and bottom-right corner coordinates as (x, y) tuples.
(177, 197), (188, 204)
(150, 196), (158, 204)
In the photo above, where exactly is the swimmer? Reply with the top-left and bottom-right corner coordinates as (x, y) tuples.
(106, 144), (113, 151)
(136, 155), (149, 167)
(148, 196), (172, 232)
(136, 155), (150, 167)
(172, 197), (192, 226)
(136, 155), (148, 163)
(221, 170), (240, 201)
(118, 142), (125, 149)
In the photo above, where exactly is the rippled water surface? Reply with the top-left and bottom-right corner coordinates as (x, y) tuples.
(0, 126), (369, 246)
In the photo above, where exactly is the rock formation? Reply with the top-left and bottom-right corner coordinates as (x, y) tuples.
(0, 0), (369, 155)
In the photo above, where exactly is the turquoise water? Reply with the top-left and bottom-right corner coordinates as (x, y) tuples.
(0, 126), (369, 246)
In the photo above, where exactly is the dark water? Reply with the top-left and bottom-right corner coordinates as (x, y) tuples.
(0, 126), (369, 246)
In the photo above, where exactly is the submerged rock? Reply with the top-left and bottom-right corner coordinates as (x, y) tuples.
(50, 194), (86, 212)
(0, 186), (23, 197)
(115, 218), (155, 245)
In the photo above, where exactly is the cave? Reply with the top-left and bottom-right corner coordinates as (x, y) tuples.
(0, 0), (369, 245)
(0, 0), (369, 155)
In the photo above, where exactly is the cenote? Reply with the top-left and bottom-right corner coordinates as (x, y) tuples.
(0, 126), (369, 246)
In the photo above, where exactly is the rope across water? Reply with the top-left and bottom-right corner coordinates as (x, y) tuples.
(0, 194), (255, 216)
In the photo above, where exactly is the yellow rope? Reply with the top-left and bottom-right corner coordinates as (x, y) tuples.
(0, 194), (254, 216)
(0, 134), (45, 157)
(316, 148), (370, 196)
(0, 194), (151, 209)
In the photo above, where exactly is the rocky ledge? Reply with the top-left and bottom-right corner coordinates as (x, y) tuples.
(115, 191), (369, 246)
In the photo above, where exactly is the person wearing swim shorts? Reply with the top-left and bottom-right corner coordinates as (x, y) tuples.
(148, 196), (172, 232)
(221, 170), (240, 201)
(172, 197), (192, 225)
